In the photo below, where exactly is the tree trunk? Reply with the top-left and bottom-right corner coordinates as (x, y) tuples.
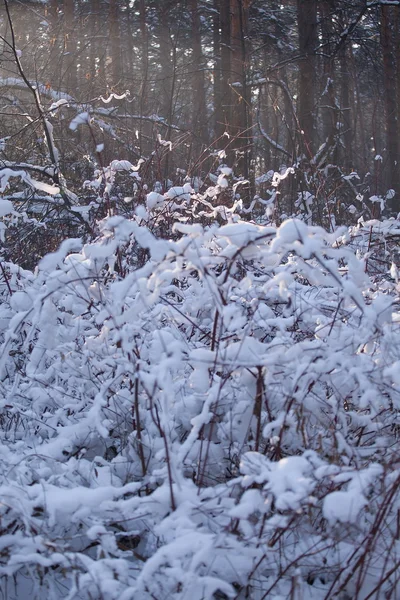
(220, 0), (231, 132)
(63, 0), (78, 94)
(90, 0), (105, 87)
(297, 0), (317, 156)
(108, 0), (120, 88)
(138, 0), (150, 156)
(229, 0), (252, 181)
(213, 0), (224, 140)
(157, 4), (175, 182)
(340, 45), (353, 171)
(319, 0), (337, 148)
(190, 0), (207, 159)
(380, 4), (400, 209)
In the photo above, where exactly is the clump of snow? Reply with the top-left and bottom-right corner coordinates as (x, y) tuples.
(0, 199), (14, 217)
(146, 191), (164, 210)
(69, 111), (91, 131)
(165, 182), (193, 201)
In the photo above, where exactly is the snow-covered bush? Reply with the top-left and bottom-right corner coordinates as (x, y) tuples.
(1, 205), (400, 599)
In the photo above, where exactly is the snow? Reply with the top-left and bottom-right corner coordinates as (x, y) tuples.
(49, 98), (69, 112)
(109, 159), (136, 171)
(69, 112), (91, 131)
(274, 218), (308, 243)
(0, 168), (60, 195)
(146, 191), (164, 210)
(0, 199), (14, 217)
(157, 133), (172, 151)
(165, 182), (193, 201)
(217, 221), (271, 246)
(323, 491), (367, 524)
(219, 166), (232, 176)
(0, 194), (400, 599)
(9, 291), (32, 312)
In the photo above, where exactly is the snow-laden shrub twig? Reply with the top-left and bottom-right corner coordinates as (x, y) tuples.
(0, 213), (400, 599)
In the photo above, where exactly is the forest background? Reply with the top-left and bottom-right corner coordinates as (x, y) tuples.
(1, 0), (400, 254)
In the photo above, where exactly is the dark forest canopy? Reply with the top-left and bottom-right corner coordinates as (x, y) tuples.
(1, 0), (400, 224)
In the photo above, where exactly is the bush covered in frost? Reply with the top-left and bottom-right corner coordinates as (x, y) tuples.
(1, 187), (400, 600)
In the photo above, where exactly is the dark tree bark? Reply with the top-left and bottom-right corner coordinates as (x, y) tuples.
(213, 0), (224, 140)
(138, 0), (150, 155)
(157, 2), (176, 181)
(319, 0), (337, 147)
(124, 0), (135, 84)
(220, 0), (232, 132)
(63, 0), (78, 94)
(396, 8), (400, 163)
(108, 0), (120, 88)
(339, 44), (353, 171)
(190, 0), (207, 156)
(380, 4), (400, 208)
(46, 0), (61, 81)
(229, 0), (252, 180)
(89, 0), (105, 87)
(297, 0), (318, 156)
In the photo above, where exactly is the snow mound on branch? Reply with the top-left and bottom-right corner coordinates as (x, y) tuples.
(0, 199), (14, 217)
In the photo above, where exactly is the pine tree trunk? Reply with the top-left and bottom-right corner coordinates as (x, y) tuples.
(380, 4), (400, 209)
(297, 0), (317, 156)
(63, 0), (78, 94)
(220, 0), (231, 132)
(190, 0), (207, 158)
(108, 0), (120, 88)
(340, 45), (353, 171)
(319, 0), (337, 148)
(229, 0), (252, 181)
(213, 0), (224, 140)
(138, 0), (150, 155)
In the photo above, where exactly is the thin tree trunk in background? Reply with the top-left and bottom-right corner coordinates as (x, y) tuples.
(396, 8), (400, 169)
(139, 0), (149, 156)
(158, 7), (173, 122)
(270, 5), (294, 162)
(380, 4), (400, 208)
(340, 45), (353, 171)
(230, 0), (245, 136)
(63, 0), (78, 94)
(90, 0), (105, 87)
(220, 0), (231, 133)
(350, 45), (367, 172)
(319, 0), (337, 149)
(230, 0), (252, 182)
(108, 0), (120, 88)
(88, 0), (97, 85)
(213, 0), (224, 140)
(335, 7), (352, 171)
(260, 83), (271, 170)
(297, 0), (317, 156)
(190, 0), (207, 159)
(124, 0), (135, 85)
(47, 0), (60, 70)
(281, 72), (295, 161)
(78, 6), (89, 96)
(158, 3), (175, 182)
